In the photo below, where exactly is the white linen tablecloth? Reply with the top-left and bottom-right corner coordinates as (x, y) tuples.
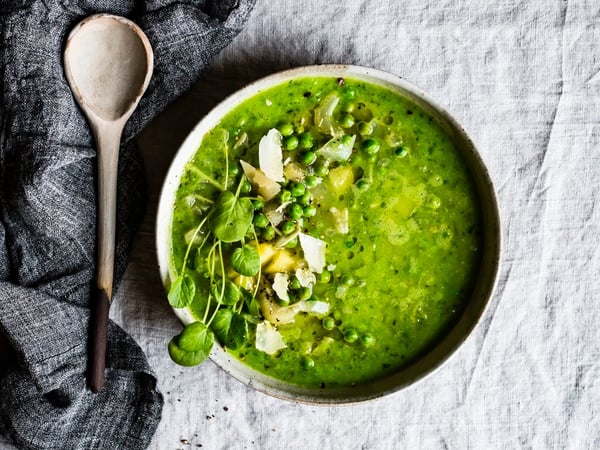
(4, 0), (598, 448)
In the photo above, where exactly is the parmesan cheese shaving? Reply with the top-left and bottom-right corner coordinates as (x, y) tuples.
(259, 128), (284, 182)
(298, 233), (326, 273)
(295, 268), (316, 287)
(329, 207), (349, 234)
(297, 300), (329, 315)
(239, 160), (281, 201)
(255, 321), (286, 355)
(272, 273), (289, 301)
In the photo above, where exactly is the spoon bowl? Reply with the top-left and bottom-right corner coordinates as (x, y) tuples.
(64, 14), (153, 393)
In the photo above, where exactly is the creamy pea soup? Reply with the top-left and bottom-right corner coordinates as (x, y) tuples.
(167, 77), (481, 388)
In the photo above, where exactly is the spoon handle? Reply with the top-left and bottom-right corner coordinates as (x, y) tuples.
(89, 123), (122, 393)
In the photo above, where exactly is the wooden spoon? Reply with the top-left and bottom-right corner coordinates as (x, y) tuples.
(64, 14), (153, 393)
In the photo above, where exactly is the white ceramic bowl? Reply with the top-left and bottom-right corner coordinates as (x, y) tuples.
(156, 65), (501, 404)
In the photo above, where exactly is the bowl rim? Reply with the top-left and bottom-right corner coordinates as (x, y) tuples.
(155, 64), (502, 405)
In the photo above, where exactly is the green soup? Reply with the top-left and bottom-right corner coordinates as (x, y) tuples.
(169, 77), (481, 388)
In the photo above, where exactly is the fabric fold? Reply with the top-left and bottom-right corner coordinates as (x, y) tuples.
(0, 1), (256, 449)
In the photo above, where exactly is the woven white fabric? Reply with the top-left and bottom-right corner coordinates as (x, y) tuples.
(5, 0), (596, 448)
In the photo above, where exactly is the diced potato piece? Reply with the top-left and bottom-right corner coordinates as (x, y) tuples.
(283, 162), (306, 182)
(394, 195), (417, 219)
(264, 249), (298, 273)
(257, 242), (277, 266)
(327, 165), (354, 195)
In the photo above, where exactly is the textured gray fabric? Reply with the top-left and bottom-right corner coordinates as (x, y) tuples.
(0, 1), (255, 449)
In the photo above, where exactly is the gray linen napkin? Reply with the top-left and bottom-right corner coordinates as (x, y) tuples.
(0, 1), (255, 449)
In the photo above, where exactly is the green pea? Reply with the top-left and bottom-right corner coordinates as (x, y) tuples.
(301, 151), (317, 165)
(284, 135), (299, 151)
(300, 356), (315, 369)
(341, 275), (355, 286)
(342, 102), (355, 113)
(240, 179), (252, 193)
(290, 182), (306, 197)
(395, 146), (408, 157)
(277, 297), (290, 307)
(343, 86), (356, 99)
(305, 175), (318, 188)
(298, 287), (312, 301)
(289, 276), (302, 290)
(319, 270), (331, 284)
(281, 220), (296, 235)
(228, 165), (240, 178)
(298, 192), (312, 206)
(299, 133), (313, 149)
(262, 226), (275, 241)
(356, 179), (370, 190)
(322, 317), (335, 330)
(279, 189), (292, 202)
(288, 202), (304, 220)
(343, 328), (359, 343)
(252, 197), (265, 210)
(303, 205), (317, 217)
(357, 121), (373, 136)
(314, 164), (329, 177)
(285, 237), (299, 248)
(253, 213), (269, 228)
(279, 122), (294, 137)
(360, 333), (375, 346)
(362, 138), (380, 155)
(341, 135), (354, 146)
(340, 113), (355, 128)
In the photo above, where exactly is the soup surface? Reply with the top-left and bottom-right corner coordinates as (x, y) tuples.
(168, 76), (481, 388)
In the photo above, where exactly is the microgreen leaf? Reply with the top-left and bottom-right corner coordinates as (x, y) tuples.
(211, 309), (249, 350)
(231, 245), (260, 276)
(241, 287), (261, 319)
(168, 273), (196, 308)
(210, 191), (254, 243)
(210, 280), (241, 306)
(168, 322), (214, 367)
